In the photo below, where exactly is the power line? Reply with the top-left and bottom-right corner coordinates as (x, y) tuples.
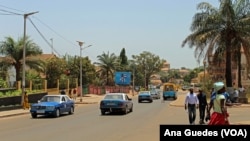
(0, 4), (25, 13)
(0, 4), (80, 56)
(28, 17), (62, 57)
(33, 16), (78, 47)
(0, 9), (22, 16)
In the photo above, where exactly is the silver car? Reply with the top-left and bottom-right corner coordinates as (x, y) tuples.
(150, 89), (160, 99)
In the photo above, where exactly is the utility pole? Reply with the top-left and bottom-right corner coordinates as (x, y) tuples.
(21, 11), (39, 105)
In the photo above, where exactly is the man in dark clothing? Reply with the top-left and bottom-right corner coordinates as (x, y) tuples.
(60, 89), (66, 95)
(197, 89), (208, 124)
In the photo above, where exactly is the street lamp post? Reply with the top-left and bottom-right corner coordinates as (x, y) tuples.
(76, 41), (92, 102)
(21, 11), (38, 105)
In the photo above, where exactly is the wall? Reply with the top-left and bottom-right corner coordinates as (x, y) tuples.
(0, 92), (47, 107)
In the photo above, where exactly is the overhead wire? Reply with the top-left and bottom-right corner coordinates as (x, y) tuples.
(33, 17), (78, 47)
(0, 4), (78, 57)
(28, 17), (62, 57)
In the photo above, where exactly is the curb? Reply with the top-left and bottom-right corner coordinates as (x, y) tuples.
(0, 112), (30, 118)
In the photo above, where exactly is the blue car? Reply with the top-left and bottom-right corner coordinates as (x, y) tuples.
(138, 91), (153, 103)
(30, 95), (75, 118)
(100, 93), (133, 115)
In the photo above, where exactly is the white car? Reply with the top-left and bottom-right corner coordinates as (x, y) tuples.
(150, 89), (161, 99)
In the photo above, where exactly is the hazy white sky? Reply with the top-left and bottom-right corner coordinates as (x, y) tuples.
(0, 0), (219, 69)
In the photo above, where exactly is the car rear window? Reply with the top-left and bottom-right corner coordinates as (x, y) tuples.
(41, 96), (60, 102)
(104, 95), (123, 100)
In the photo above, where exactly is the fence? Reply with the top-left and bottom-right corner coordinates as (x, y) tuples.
(13, 80), (131, 95)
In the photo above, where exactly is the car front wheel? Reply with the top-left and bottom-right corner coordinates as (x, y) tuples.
(69, 107), (74, 114)
(54, 109), (60, 118)
(123, 106), (128, 115)
(101, 110), (105, 115)
(31, 113), (37, 118)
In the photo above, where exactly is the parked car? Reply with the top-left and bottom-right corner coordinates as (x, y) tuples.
(99, 93), (133, 115)
(150, 89), (160, 99)
(30, 95), (75, 118)
(138, 91), (153, 103)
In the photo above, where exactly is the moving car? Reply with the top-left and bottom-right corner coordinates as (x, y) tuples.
(100, 93), (133, 115)
(30, 95), (75, 118)
(150, 89), (160, 99)
(182, 85), (189, 91)
(162, 83), (177, 100)
(138, 91), (153, 103)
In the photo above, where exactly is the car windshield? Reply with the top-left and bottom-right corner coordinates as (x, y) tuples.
(40, 96), (60, 102)
(150, 90), (156, 94)
(139, 92), (150, 95)
(164, 85), (174, 91)
(104, 94), (123, 100)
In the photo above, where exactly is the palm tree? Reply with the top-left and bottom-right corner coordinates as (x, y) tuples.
(94, 52), (119, 86)
(182, 0), (250, 88)
(0, 36), (43, 83)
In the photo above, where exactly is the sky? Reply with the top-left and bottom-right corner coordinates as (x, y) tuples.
(0, 0), (219, 69)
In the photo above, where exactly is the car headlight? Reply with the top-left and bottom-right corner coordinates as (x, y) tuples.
(46, 106), (55, 110)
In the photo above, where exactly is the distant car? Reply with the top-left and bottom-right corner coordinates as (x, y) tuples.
(150, 89), (160, 99)
(138, 91), (153, 103)
(182, 86), (189, 91)
(100, 93), (133, 115)
(30, 95), (75, 118)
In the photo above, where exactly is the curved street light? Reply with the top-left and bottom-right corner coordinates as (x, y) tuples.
(76, 41), (92, 102)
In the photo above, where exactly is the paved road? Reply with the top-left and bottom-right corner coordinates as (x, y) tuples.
(0, 91), (249, 141)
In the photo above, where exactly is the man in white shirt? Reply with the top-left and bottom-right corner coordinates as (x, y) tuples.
(184, 88), (199, 125)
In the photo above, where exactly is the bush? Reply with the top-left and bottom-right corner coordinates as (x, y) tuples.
(0, 90), (44, 98)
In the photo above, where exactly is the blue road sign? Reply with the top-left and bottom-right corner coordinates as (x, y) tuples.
(115, 72), (131, 85)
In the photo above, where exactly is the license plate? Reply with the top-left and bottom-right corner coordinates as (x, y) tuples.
(37, 110), (45, 113)
(107, 103), (115, 105)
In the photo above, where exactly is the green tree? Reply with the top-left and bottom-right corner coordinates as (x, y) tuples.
(0, 36), (43, 82)
(118, 48), (128, 71)
(182, 0), (250, 88)
(46, 57), (67, 88)
(94, 52), (119, 86)
(132, 51), (164, 89)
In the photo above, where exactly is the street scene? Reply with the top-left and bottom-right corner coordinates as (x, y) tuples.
(1, 0), (250, 140)
(0, 90), (249, 141)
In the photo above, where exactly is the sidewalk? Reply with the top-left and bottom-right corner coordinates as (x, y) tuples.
(170, 93), (250, 124)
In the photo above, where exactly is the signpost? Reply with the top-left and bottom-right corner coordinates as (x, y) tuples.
(115, 72), (131, 93)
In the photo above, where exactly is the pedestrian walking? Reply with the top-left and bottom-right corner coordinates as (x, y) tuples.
(184, 88), (199, 125)
(197, 89), (208, 124)
(207, 82), (229, 125)
(73, 88), (77, 101)
(60, 89), (66, 95)
(23, 91), (30, 110)
(69, 89), (72, 98)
